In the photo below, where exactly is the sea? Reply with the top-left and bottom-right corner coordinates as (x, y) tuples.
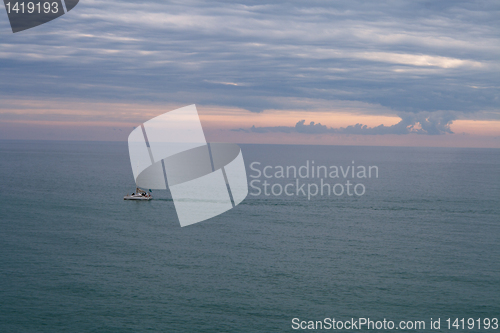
(0, 140), (499, 332)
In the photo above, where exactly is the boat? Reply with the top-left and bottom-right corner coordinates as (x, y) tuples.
(124, 188), (152, 200)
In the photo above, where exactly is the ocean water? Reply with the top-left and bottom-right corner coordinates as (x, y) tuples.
(0, 140), (499, 332)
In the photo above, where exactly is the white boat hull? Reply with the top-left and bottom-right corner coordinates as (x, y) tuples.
(124, 194), (152, 200)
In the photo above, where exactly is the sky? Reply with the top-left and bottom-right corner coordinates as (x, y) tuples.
(0, 0), (499, 147)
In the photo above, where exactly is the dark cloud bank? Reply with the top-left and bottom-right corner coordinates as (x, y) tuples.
(235, 112), (456, 135)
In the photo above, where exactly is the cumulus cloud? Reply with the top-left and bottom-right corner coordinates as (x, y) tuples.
(234, 111), (457, 135)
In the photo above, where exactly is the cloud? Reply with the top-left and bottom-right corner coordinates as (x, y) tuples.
(0, 0), (498, 120)
(234, 111), (457, 135)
